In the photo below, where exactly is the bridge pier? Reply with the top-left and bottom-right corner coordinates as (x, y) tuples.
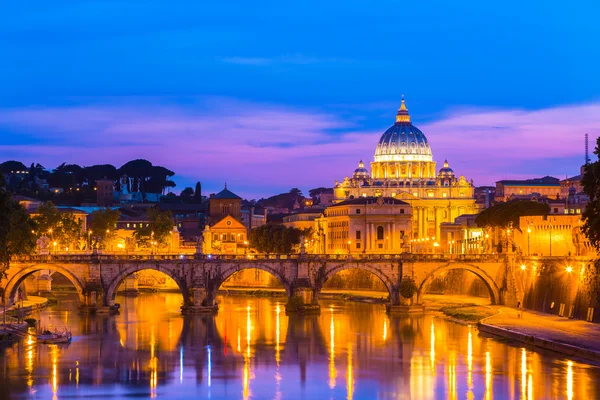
(181, 287), (219, 315)
(286, 286), (320, 314)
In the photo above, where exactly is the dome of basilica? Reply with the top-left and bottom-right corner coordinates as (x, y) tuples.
(374, 98), (433, 163)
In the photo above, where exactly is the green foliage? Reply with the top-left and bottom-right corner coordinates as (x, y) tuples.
(399, 276), (417, 299)
(249, 224), (303, 253)
(0, 176), (36, 276)
(258, 188), (305, 210)
(439, 304), (496, 322)
(475, 200), (550, 229)
(134, 209), (174, 247)
(32, 201), (82, 250)
(89, 208), (121, 244)
(582, 137), (600, 250)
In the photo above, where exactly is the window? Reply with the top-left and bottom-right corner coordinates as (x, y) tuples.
(378, 243), (383, 249)
(356, 209), (361, 214)
(127, 223), (130, 228)
(553, 208), (558, 214)
(400, 209), (405, 214)
(427, 192), (434, 198)
(377, 226), (384, 240)
(356, 242), (361, 249)
(213, 234), (218, 241)
(442, 192), (447, 198)
(356, 230), (361, 240)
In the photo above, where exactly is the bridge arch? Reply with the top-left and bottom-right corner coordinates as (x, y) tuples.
(320, 262), (398, 303)
(214, 263), (293, 297)
(103, 264), (191, 307)
(2, 264), (86, 306)
(416, 263), (501, 305)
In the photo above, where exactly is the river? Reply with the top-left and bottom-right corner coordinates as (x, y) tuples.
(1, 292), (598, 399)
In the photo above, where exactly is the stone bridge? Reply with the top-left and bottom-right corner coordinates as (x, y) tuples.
(2, 253), (568, 314)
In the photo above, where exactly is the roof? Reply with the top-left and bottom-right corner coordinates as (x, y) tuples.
(57, 207), (88, 215)
(497, 176), (560, 186)
(560, 174), (582, 183)
(211, 187), (242, 200)
(331, 197), (408, 207)
(12, 195), (39, 202)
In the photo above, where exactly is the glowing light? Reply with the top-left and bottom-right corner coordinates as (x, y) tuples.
(467, 327), (473, 392)
(275, 304), (281, 366)
(329, 309), (336, 389)
(567, 360), (573, 400)
(521, 348), (527, 399)
(346, 343), (354, 400)
(566, 266), (573, 273)
(207, 345), (212, 388)
(382, 317), (388, 341)
(521, 264), (527, 271)
(430, 322), (435, 372)
(485, 351), (492, 400)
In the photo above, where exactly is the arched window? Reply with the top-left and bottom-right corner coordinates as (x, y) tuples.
(377, 226), (384, 240)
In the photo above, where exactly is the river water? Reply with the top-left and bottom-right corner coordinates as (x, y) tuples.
(1, 292), (599, 400)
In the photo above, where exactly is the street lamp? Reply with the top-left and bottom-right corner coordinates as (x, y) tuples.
(527, 226), (532, 256)
(244, 240), (248, 255)
(347, 240), (352, 255)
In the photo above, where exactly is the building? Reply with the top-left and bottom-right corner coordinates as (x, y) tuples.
(96, 178), (115, 206)
(515, 215), (593, 257)
(314, 196), (411, 254)
(495, 176), (561, 202)
(241, 208), (266, 231)
(208, 185), (242, 224)
(283, 209), (323, 231)
(333, 98), (478, 242)
(202, 185), (248, 254)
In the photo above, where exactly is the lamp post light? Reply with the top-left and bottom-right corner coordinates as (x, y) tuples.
(527, 226), (531, 256)
(244, 240), (248, 255)
(347, 240), (352, 255)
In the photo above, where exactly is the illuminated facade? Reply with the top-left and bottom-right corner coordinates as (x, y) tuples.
(203, 186), (248, 254)
(334, 99), (478, 241)
(313, 196), (412, 254)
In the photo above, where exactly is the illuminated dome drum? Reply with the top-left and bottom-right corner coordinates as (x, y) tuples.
(370, 99), (437, 181)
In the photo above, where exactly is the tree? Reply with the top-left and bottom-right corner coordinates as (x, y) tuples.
(180, 187), (194, 201)
(582, 137), (600, 250)
(134, 209), (174, 248)
(89, 208), (121, 245)
(194, 182), (202, 203)
(249, 224), (303, 253)
(475, 200), (550, 230)
(32, 202), (82, 250)
(0, 176), (36, 277)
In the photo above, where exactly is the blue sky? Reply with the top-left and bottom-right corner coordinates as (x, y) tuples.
(1, 1), (599, 198)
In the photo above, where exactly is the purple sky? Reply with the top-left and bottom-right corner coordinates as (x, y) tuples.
(0, 97), (598, 198)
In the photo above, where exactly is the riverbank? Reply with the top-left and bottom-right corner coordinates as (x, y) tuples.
(0, 296), (49, 317)
(479, 308), (600, 364)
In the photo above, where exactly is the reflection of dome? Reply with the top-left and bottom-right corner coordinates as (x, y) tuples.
(353, 160), (370, 179)
(438, 160), (454, 177)
(374, 99), (433, 163)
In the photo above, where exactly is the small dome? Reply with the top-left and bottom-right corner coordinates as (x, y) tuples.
(353, 160), (370, 179)
(438, 160), (455, 177)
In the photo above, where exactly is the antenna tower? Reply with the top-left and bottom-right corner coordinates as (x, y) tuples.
(585, 133), (590, 165)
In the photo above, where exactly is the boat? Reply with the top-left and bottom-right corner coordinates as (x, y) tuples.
(37, 329), (72, 344)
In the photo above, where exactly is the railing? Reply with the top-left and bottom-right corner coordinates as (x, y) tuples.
(11, 252), (510, 264)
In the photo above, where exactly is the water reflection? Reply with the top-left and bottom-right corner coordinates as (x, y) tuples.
(0, 292), (599, 399)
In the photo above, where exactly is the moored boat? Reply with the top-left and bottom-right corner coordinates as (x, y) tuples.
(37, 329), (72, 344)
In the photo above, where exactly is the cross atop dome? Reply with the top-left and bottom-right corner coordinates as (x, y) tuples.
(396, 96), (410, 123)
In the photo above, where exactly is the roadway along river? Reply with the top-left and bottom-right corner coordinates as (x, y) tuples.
(1, 292), (599, 399)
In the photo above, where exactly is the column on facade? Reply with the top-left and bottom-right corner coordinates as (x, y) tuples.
(392, 222), (396, 252)
(367, 223), (372, 251)
(435, 207), (441, 241)
(421, 207), (427, 238)
(417, 207), (423, 238)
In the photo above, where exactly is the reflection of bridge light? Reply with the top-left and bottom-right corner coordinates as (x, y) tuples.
(237, 327), (241, 352)
(485, 351), (492, 400)
(521, 348), (527, 400)
(567, 360), (573, 400)
(329, 310), (336, 389)
(207, 345), (212, 388)
(382, 317), (387, 341)
(448, 353), (457, 400)
(51, 345), (58, 400)
(26, 333), (34, 389)
(275, 304), (281, 366)
(180, 346), (184, 384)
(430, 322), (435, 372)
(467, 327), (473, 391)
(346, 343), (353, 400)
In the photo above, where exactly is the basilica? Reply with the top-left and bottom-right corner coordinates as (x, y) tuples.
(333, 99), (478, 244)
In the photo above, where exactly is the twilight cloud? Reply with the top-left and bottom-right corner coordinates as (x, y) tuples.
(0, 98), (598, 198)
